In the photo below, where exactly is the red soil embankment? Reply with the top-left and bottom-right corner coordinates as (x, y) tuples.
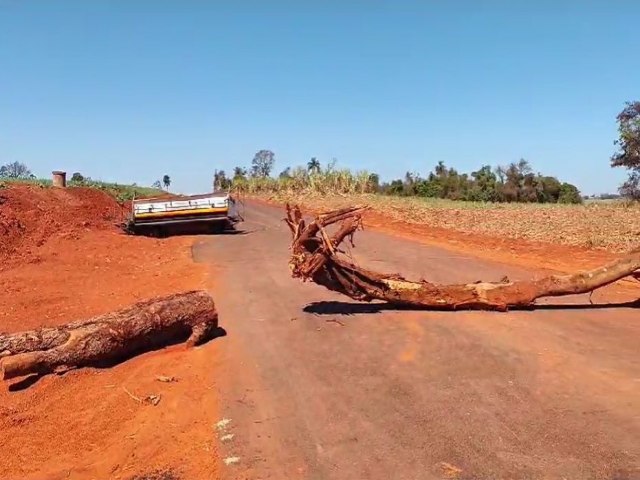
(0, 185), (126, 268)
(0, 185), (220, 480)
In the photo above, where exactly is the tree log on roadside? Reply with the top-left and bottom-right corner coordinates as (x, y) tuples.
(285, 204), (640, 311)
(0, 290), (218, 381)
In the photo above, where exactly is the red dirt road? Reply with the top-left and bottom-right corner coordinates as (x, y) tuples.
(201, 202), (640, 480)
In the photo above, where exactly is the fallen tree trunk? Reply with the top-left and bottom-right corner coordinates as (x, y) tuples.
(285, 204), (640, 311)
(0, 290), (218, 380)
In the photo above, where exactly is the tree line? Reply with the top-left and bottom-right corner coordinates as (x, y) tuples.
(214, 151), (583, 203)
(2, 100), (638, 201)
(379, 159), (583, 203)
(217, 100), (639, 202)
(213, 149), (276, 190)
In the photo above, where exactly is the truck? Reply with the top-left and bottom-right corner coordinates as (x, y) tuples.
(128, 191), (242, 236)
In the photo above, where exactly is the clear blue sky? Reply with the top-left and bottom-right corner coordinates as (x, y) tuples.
(1, 1), (638, 195)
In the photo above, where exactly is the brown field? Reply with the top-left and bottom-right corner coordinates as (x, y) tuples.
(255, 193), (640, 253)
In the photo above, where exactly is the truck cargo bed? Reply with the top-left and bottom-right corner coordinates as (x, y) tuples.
(128, 192), (241, 235)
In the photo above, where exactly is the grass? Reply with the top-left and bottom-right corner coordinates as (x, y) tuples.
(0, 177), (164, 202)
(233, 165), (376, 196)
(231, 169), (639, 252)
(255, 191), (640, 253)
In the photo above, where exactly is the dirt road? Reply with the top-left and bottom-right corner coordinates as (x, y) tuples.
(196, 202), (639, 480)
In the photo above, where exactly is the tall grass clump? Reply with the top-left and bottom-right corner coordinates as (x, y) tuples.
(233, 162), (377, 197)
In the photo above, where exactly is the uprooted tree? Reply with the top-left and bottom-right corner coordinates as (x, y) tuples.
(0, 291), (219, 381)
(285, 205), (640, 311)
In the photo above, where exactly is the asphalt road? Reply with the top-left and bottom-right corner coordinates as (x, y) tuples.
(193, 202), (640, 480)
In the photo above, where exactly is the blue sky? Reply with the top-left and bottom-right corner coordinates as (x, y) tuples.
(1, 1), (638, 195)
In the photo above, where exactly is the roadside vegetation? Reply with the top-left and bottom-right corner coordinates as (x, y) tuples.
(0, 163), (163, 201)
(220, 100), (639, 205)
(230, 157), (584, 204)
(217, 101), (640, 252)
(221, 153), (639, 252)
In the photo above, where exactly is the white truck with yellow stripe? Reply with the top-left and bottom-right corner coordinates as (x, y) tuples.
(129, 192), (241, 235)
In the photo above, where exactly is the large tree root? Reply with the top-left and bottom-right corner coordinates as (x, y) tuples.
(285, 204), (640, 311)
(0, 290), (218, 380)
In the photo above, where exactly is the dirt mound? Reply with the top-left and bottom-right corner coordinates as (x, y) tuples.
(0, 185), (127, 267)
(0, 190), (214, 478)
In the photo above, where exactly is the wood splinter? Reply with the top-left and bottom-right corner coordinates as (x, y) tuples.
(284, 204), (640, 311)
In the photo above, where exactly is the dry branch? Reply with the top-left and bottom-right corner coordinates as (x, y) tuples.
(0, 290), (218, 380)
(285, 204), (640, 311)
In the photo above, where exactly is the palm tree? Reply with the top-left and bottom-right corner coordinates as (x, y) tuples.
(307, 157), (321, 174)
(162, 174), (171, 191)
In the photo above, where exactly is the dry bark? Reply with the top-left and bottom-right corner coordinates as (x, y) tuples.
(0, 290), (218, 380)
(285, 204), (640, 311)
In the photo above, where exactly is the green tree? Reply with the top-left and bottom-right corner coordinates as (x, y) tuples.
(611, 101), (640, 199)
(415, 180), (444, 198)
(520, 173), (542, 203)
(324, 159), (579, 204)
(501, 162), (523, 202)
(538, 176), (561, 202)
(162, 174), (171, 191)
(71, 172), (85, 183)
(469, 165), (498, 201)
(517, 158), (532, 175)
(0, 161), (32, 179)
(443, 167), (464, 200)
(233, 166), (247, 181)
(367, 173), (380, 192)
(251, 150), (275, 177)
(385, 179), (404, 195)
(558, 182), (583, 204)
(214, 170), (231, 190)
(401, 171), (423, 196)
(307, 157), (321, 174)
(279, 166), (292, 179)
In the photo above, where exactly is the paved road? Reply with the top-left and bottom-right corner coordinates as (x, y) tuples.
(194, 202), (640, 480)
